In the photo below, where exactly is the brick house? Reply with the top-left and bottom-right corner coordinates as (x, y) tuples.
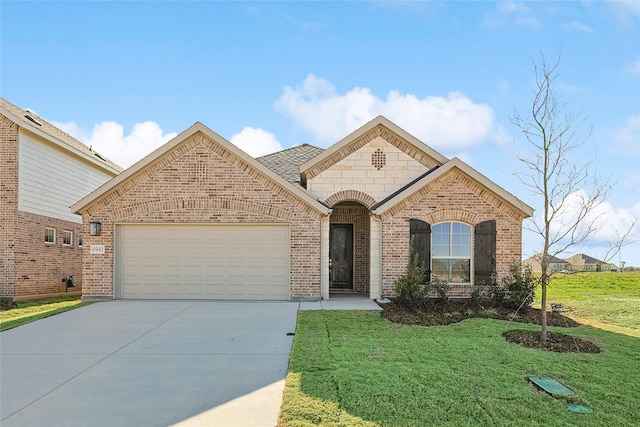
(523, 254), (570, 274)
(72, 116), (533, 301)
(1, 98), (122, 301)
(565, 254), (616, 272)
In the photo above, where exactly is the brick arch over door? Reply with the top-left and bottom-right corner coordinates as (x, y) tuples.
(325, 190), (377, 209)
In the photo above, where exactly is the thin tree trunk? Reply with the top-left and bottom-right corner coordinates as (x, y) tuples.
(540, 274), (548, 342)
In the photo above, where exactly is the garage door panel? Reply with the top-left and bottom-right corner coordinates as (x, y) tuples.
(116, 224), (290, 300)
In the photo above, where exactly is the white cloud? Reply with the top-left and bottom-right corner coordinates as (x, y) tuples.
(524, 190), (640, 264)
(52, 120), (177, 168)
(483, 1), (542, 30)
(606, 0), (640, 21)
(627, 59), (640, 76)
(605, 115), (640, 157)
(275, 74), (507, 150)
(563, 20), (593, 33)
(230, 127), (283, 157)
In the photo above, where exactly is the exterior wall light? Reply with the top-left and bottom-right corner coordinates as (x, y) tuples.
(89, 221), (102, 236)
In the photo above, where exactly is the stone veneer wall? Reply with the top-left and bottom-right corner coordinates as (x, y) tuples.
(380, 169), (525, 298)
(79, 133), (323, 299)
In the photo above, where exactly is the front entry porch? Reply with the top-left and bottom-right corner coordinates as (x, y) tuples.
(322, 201), (382, 300)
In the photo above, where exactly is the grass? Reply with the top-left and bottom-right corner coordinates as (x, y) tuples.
(281, 272), (640, 426)
(280, 311), (640, 426)
(539, 272), (640, 336)
(0, 296), (90, 332)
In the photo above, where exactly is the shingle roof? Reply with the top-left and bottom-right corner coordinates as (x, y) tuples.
(574, 253), (606, 264)
(256, 144), (325, 185)
(0, 98), (123, 173)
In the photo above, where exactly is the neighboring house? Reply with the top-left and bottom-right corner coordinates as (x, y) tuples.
(565, 254), (616, 272)
(523, 254), (570, 274)
(1, 98), (122, 301)
(72, 116), (533, 301)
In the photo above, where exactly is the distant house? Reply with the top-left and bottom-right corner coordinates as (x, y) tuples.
(565, 254), (616, 272)
(1, 98), (122, 301)
(523, 254), (570, 274)
(72, 116), (533, 302)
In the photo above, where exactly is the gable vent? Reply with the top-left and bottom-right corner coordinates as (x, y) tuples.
(371, 148), (386, 170)
(24, 114), (43, 126)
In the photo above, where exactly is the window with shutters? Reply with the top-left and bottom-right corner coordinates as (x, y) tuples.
(431, 221), (472, 283)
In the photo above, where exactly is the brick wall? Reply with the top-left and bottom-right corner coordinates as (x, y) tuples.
(380, 169), (525, 298)
(79, 132), (323, 299)
(1, 114), (18, 299)
(2, 114), (83, 300)
(14, 211), (83, 299)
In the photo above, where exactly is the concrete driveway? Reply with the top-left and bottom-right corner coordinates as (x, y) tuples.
(0, 301), (299, 427)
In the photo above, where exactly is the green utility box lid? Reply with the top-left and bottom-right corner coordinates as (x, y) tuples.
(565, 404), (593, 414)
(528, 376), (575, 396)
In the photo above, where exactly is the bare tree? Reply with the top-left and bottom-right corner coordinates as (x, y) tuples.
(512, 52), (611, 342)
(602, 219), (638, 269)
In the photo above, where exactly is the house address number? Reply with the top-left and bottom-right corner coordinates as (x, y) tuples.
(90, 245), (106, 255)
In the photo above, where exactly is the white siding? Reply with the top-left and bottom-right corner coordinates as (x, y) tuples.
(17, 130), (115, 223)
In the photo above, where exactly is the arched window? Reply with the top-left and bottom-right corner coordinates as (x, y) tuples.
(431, 222), (472, 283)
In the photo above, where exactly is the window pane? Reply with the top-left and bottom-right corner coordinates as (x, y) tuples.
(431, 223), (450, 256)
(431, 259), (449, 281)
(450, 259), (471, 283)
(45, 228), (55, 244)
(451, 223), (471, 257)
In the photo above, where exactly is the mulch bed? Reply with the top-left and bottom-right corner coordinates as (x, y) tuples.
(380, 300), (600, 353)
(502, 330), (601, 353)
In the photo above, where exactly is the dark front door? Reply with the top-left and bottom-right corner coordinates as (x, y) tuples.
(329, 224), (353, 289)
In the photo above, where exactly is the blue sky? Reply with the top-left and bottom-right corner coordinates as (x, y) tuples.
(2, 1), (639, 266)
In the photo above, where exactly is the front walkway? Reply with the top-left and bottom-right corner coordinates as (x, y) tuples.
(299, 294), (383, 311)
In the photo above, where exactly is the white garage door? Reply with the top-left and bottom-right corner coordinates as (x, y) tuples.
(116, 224), (290, 300)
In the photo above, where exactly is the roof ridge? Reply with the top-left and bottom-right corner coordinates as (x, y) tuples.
(0, 97), (123, 172)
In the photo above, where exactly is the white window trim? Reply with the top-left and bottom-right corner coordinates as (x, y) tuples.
(62, 230), (73, 246)
(431, 221), (473, 284)
(45, 227), (56, 244)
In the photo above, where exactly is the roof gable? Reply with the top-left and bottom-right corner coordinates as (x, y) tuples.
(300, 115), (449, 184)
(371, 157), (534, 218)
(72, 122), (330, 215)
(0, 97), (122, 173)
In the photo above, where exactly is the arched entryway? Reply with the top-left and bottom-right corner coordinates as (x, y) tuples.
(329, 202), (370, 295)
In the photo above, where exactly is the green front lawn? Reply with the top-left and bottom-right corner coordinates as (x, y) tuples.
(541, 272), (640, 336)
(280, 311), (640, 426)
(0, 297), (90, 332)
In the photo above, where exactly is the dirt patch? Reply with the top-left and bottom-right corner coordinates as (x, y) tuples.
(503, 330), (601, 353)
(380, 300), (600, 353)
(380, 300), (580, 327)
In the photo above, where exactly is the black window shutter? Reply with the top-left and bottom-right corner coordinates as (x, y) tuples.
(410, 219), (431, 282)
(474, 220), (496, 284)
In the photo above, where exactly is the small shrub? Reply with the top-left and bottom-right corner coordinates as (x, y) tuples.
(431, 278), (450, 303)
(395, 251), (429, 308)
(489, 261), (537, 310)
